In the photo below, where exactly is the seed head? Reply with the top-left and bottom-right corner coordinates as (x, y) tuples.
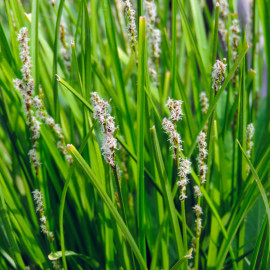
(162, 118), (182, 159)
(165, 98), (184, 123)
(199, 92), (209, 116)
(194, 185), (202, 197)
(193, 204), (203, 216)
(197, 131), (208, 184)
(122, 0), (137, 52)
(152, 29), (161, 59)
(212, 59), (227, 92)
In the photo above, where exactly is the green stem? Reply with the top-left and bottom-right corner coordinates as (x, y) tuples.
(176, 134), (187, 269)
(181, 200), (188, 270)
(171, 0), (177, 98)
(137, 17), (146, 260)
(113, 168), (136, 270)
(194, 196), (201, 270)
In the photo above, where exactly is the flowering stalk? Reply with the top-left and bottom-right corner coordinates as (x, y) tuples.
(14, 27), (39, 174)
(32, 190), (54, 242)
(246, 123), (255, 175)
(145, 0), (161, 87)
(163, 97), (191, 265)
(145, 0), (157, 34)
(194, 131), (208, 270)
(14, 28), (73, 175)
(90, 92), (126, 213)
(217, 0), (228, 50)
(90, 91), (134, 263)
(90, 92), (118, 169)
(32, 190), (62, 269)
(122, 0), (137, 53)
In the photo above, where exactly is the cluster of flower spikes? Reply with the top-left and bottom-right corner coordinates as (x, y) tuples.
(212, 58), (227, 93)
(13, 27), (72, 175)
(90, 92), (118, 169)
(162, 98), (192, 202)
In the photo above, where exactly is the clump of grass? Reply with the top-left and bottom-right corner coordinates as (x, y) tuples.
(0, 0), (269, 270)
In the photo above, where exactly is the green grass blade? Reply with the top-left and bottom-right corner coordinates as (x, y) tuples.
(137, 16), (146, 259)
(237, 140), (270, 249)
(249, 215), (268, 270)
(52, 0), (65, 121)
(48, 250), (99, 268)
(68, 145), (147, 270)
(0, 188), (25, 269)
(170, 249), (193, 270)
(30, 0), (39, 93)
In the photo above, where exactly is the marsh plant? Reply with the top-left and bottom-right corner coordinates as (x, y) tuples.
(0, 0), (269, 269)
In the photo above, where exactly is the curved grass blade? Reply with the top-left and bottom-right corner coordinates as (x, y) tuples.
(237, 140), (270, 249)
(48, 250), (99, 268)
(215, 143), (270, 269)
(0, 188), (25, 269)
(67, 145), (148, 270)
(170, 249), (193, 270)
(53, 0), (65, 121)
(149, 213), (168, 270)
(59, 126), (94, 270)
(249, 215), (268, 270)
(30, 0), (38, 94)
(176, 0), (209, 89)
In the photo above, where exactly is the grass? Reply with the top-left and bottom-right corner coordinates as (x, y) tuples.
(0, 0), (269, 269)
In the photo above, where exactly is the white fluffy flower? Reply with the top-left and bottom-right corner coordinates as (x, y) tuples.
(193, 204), (203, 216)
(165, 98), (184, 123)
(199, 92), (209, 116)
(162, 118), (182, 159)
(212, 59), (226, 92)
(197, 131), (208, 184)
(194, 185), (203, 197)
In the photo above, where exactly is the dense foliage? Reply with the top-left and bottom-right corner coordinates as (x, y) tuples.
(0, 0), (269, 269)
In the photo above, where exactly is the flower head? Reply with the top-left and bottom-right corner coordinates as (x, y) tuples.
(212, 59), (227, 92)
(193, 204), (203, 216)
(199, 92), (209, 116)
(194, 185), (202, 197)
(152, 29), (161, 59)
(165, 98), (184, 123)
(178, 158), (192, 201)
(246, 123), (255, 173)
(197, 131), (208, 184)
(122, 0), (137, 52)
(162, 118), (182, 159)
(91, 92), (118, 168)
